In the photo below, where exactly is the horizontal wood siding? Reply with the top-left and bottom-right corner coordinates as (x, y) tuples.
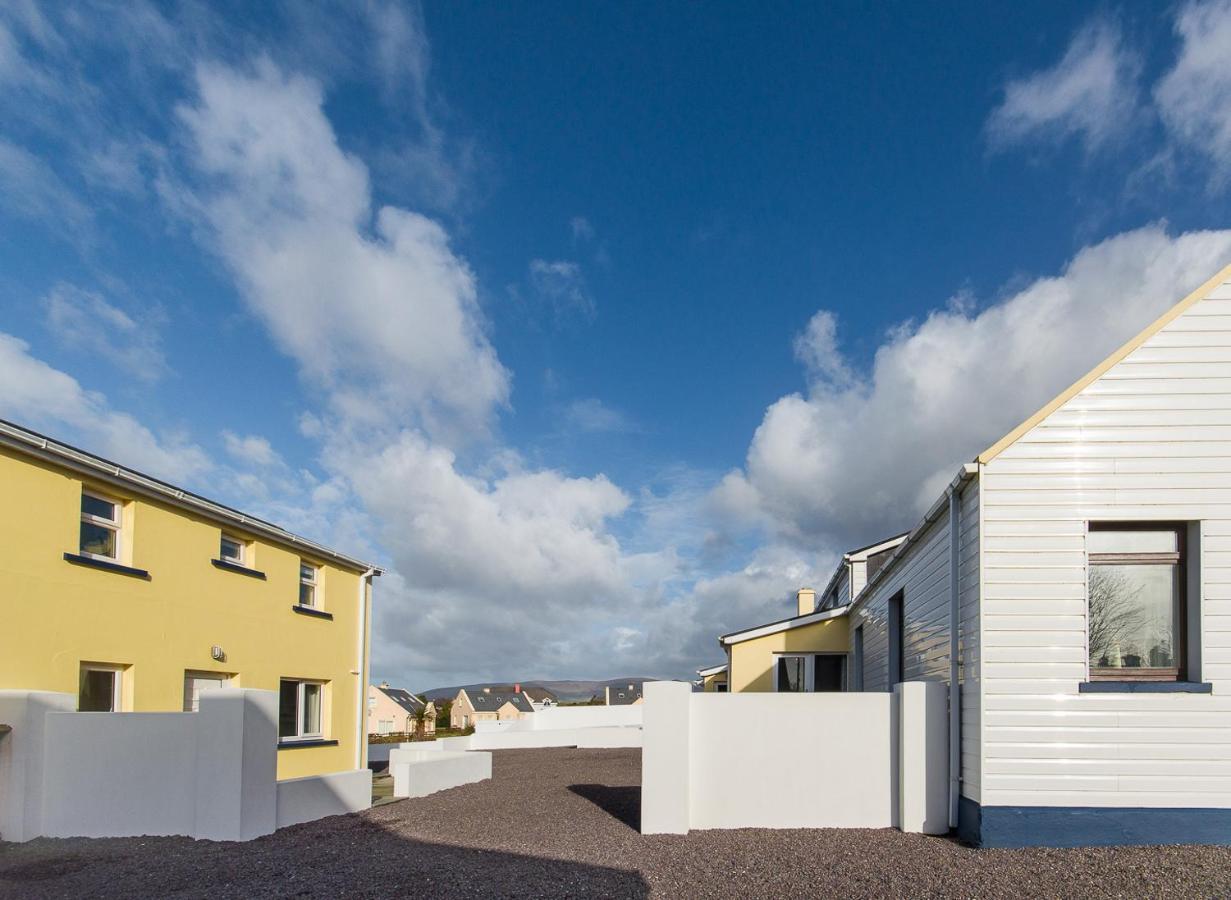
(980, 281), (1231, 810)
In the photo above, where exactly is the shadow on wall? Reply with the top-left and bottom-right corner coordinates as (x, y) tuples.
(0, 815), (651, 898)
(569, 784), (640, 832)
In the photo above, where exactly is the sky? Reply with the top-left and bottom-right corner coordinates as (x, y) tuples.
(4, 1), (1231, 691)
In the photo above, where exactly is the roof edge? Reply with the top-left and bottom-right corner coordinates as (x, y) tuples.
(719, 604), (849, 646)
(0, 417), (382, 576)
(977, 262), (1231, 465)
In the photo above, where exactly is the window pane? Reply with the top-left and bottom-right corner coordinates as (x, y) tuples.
(303, 683), (322, 735)
(81, 494), (117, 522)
(80, 521), (117, 558)
(220, 537), (243, 562)
(299, 583), (316, 607)
(777, 657), (806, 692)
(300, 563), (315, 582)
(1088, 529), (1178, 554)
(814, 655), (844, 692)
(1088, 564), (1180, 670)
(79, 669), (116, 711)
(279, 680), (299, 737)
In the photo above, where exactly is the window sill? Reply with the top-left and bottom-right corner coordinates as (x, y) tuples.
(277, 738), (338, 750)
(1079, 681), (1213, 694)
(63, 552), (150, 580)
(291, 604), (333, 620)
(211, 558), (267, 580)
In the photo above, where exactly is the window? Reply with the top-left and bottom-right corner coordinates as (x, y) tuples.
(80, 491), (121, 561)
(774, 654), (846, 692)
(299, 561), (320, 609)
(852, 624), (865, 691)
(279, 679), (324, 740)
(183, 671), (229, 712)
(377, 719), (393, 735)
(79, 663), (123, 711)
(219, 534), (245, 566)
(887, 591), (905, 687)
(1087, 524), (1186, 682)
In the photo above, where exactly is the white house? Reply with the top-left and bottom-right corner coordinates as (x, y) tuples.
(841, 263), (1231, 847)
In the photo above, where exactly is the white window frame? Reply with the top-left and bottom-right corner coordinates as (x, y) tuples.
(772, 653), (848, 692)
(281, 679), (325, 741)
(79, 663), (124, 712)
(299, 560), (321, 609)
(80, 490), (122, 562)
(219, 533), (246, 566)
(183, 670), (231, 712)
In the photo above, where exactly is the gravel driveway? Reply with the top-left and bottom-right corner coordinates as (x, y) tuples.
(2, 747), (1230, 898)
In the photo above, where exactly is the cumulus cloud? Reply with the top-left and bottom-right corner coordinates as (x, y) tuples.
(0, 331), (209, 482)
(987, 20), (1139, 153)
(177, 59), (508, 439)
(43, 283), (166, 381)
(1155, 0), (1231, 184)
(723, 225), (1231, 546)
(222, 431), (283, 468)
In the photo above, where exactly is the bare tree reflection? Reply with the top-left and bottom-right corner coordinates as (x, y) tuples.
(1088, 567), (1149, 668)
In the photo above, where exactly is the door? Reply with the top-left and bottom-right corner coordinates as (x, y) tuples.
(814, 655), (845, 692)
(183, 672), (228, 712)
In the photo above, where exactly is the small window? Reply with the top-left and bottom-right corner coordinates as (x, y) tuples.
(775, 655), (808, 692)
(79, 663), (123, 711)
(299, 561), (320, 609)
(1088, 524), (1186, 682)
(279, 679), (324, 740)
(183, 671), (229, 712)
(888, 591), (905, 687)
(219, 534), (245, 566)
(80, 491), (121, 561)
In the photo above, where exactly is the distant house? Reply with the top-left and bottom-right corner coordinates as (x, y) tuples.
(605, 683), (643, 705)
(368, 682), (435, 736)
(521, 686), (559, 710)
(696, 664), (728, 692)
(450, 684), (536, 728)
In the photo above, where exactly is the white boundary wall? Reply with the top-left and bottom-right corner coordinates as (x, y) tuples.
(641, 681), (947, 835)
(389, 747), (492, 798)
(0, 688), (370, 842)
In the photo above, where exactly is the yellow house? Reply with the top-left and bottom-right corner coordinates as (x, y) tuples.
(696, 664), (728, 692)
(0, 419), (380, 781)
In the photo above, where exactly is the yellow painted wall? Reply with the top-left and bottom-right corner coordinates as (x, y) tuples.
(701, 672), (728, 692)
(728, 616), (850, 692)
(0, 448), (370, 780)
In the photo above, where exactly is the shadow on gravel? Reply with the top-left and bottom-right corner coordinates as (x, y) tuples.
(569, 784), (640, 831)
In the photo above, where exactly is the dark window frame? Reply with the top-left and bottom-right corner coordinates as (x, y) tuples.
(1087, 522), (1187, 683)
(887, 590), (905, 688)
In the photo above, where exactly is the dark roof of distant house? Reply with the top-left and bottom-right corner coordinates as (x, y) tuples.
(464, 688), (535, 713)
(521, 686), (558, 702)
(606, 683), (643, 705)
(379, 686), (427, 716)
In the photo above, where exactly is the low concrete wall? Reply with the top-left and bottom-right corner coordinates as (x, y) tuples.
(528, 705), (642, 730)
(277, 769), (373, 829)
(438, 725), (642, 752)
(0, 689), (369, 842)
(576, 727), (643, 749)
(389, 748), (492, 798)
(641, 680), (947, 835)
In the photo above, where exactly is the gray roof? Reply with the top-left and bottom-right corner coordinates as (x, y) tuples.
(379, 687), (426, 716)
(466, 688), (535, 713)
(606, 683), (643, 705)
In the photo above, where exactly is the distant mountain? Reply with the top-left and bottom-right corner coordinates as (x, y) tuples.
(420, 677), (663, 704)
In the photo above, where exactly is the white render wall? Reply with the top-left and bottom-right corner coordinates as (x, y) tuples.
(641, 681), (947, 834)
(276, 769), (372, 829)
(979, 277), (1231, 811)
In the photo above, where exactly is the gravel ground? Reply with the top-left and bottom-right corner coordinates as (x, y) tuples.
(3, 747), (1230, 899)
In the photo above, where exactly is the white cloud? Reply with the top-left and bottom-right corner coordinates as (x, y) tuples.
(177, 59), (508, 440)
(723, 225), (1231, 546)
(1155, 0), (1231, 184)
(0, 331), (209, 482)
(222, 431), (283, 469)
(528, 258), (595, 321)
(564, 398), (632, 433)
(0, 137), (92, 236)
(43, 283), (166, 381)
(570, 215), (594, 242)
(987, 20), (1139, 153)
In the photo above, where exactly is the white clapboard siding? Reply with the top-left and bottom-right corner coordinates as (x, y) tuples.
(980, 277), (1231, 810)
(959, 477), (981, 802)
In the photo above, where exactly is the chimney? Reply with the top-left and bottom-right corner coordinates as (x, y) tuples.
(796, 588), (817, 616)
(514, 683), (521, 693)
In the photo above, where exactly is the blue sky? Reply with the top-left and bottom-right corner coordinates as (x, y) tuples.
(4, 1), (1231, 690)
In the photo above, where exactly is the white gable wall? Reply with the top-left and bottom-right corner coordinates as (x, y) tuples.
(979, 277), (1231, 810)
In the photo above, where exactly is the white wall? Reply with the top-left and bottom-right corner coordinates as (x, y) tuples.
(389, 747), (491, 798)
(979, 276), (1231, 811)
(277, 769), (372, 829)
(528, 705), (642, 730)
(0, 688), (368, 842)
(641, 681), (948, 835)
